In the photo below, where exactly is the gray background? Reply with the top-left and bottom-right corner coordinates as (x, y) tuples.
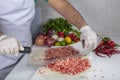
(31, 0), (120, 40)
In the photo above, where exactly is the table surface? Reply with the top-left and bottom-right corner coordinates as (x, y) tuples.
(5, 36), (120, 80)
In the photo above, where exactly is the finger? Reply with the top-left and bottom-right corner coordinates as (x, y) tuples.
(14, 49), (19, 56)
(87, 42), (91, 49)
(10, 47), (16, 55)
(84, 40), (90, 50)
(13, 48), (19, 56)
(2, 45), (10, 54)
(1, 46), (7, 54)
(18, 42), (24, 51)
(89, 42), (95, 50)
(92, 42), (95, 50)
(9, 47), (14, 54)
(4, 48), (10, 54)
(14, 45), (19, 56)
(2, 49), (6, 54)
(10, 43), (19, 55)
(85, 41), (95, 50)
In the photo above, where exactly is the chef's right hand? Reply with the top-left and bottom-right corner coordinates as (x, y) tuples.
(0, 35), (24, 56)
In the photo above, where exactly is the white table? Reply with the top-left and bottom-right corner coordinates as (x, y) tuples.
(5, 54), (38, 80)
(5, 36), (120, 80)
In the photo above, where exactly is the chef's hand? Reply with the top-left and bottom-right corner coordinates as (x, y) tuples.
(0, 35), (24, 56)
(80, 25), (97, 50)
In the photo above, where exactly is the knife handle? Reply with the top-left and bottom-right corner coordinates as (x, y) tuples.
(19, 47), (31, 54)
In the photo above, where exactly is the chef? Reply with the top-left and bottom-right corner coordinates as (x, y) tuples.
(0, 0), (97, 79)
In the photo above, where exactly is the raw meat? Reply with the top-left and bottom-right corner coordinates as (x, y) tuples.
(47, 57), (91, 75)
(45, 46), (79, 60)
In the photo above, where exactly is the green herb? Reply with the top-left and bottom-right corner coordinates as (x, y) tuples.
(43, 17), (79, 35)
(102, 37), (111, 42)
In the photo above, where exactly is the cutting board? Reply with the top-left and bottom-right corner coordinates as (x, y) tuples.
(30, 54), (93, 80)
(30, 66), (92, 80)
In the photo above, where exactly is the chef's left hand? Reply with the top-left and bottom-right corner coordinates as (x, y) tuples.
(80, 25), (97, 50)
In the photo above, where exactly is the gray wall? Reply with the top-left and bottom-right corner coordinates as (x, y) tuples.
(31, 0), (120, 39)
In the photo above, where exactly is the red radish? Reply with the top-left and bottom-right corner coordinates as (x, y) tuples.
(73, 37), (79, 42)
(68, 33), (76, 40)
(68, 33), (80, 42)
(68, 34), (73, 39)
(71, 33), (76, 38)
(107, 40), (114, 48)
(57, 32), (64, 37)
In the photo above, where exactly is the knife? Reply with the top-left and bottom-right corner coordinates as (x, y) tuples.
(27, 35), (102, 66)
(27, 45), (92, 66)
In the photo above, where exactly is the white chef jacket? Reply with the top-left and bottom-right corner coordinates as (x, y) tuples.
(0, 0), (35, 71)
